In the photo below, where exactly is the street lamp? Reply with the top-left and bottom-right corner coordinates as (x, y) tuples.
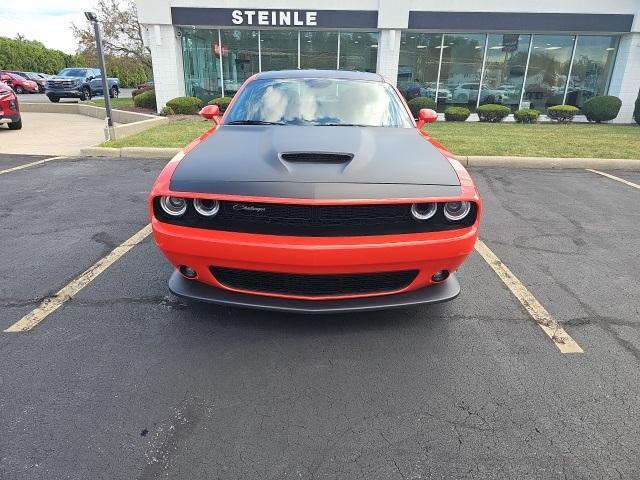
(84, 11), (114, 139)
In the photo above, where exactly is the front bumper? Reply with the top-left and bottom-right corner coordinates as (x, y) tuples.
(0, 113), (20, 124)
(169, 270), (460, 313)
(46, 89), (82, 98)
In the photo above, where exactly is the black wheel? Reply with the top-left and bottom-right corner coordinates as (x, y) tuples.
(109, 87), (119, 98)
(80, 87), (92, 101)
(48, 97), (60, 103)
(8, 119), (22, 130)
(15, 86), (24, 94)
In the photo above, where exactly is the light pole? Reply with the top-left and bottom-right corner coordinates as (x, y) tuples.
(85, 11), (114, 139)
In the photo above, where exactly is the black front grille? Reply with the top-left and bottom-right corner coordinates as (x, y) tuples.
(280, 152), (353, 163)
(154, 199), (477, 236)
(211, 267), (419, 297)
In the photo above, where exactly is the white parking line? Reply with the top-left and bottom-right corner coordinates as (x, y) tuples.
(4, 224), (152, 333)
(586, 169), (640, 190)
(0, 156), (68, 176)
(474, 239), (583, 354)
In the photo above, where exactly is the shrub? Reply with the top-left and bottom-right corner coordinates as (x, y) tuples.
(634, 90), (640, 125)
(514, 108), (540, 124)
(133, 89), (156, 109)
(547, 105), (579, 123)
(131, 89), (143, 98)
(444, 106), (470, 122)
(582, 95), (622, 123)
(477, 104), (510, 122)
(407, 97), (436, 118)
(208, 96), (233, 113)
(159, 106), (175, 116)
(166, 96), (203, 115)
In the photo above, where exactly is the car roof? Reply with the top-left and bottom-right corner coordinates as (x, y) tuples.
(253, 69), (384, 82)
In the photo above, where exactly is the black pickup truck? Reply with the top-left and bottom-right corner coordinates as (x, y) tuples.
(45, 68), (119, 102)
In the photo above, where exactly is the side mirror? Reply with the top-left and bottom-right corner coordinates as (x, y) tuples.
(200, 104), (220, 120)
(417, 108), (438, 129)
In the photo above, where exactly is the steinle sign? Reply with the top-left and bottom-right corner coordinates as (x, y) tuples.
(231, 9), (318, 26)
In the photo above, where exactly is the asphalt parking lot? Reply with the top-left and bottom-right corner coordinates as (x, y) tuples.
(1, 154), (639, 479)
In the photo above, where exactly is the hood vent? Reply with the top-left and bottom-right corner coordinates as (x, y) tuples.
(280, 152), (353, 163)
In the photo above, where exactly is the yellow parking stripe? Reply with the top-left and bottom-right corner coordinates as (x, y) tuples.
(4, 224), (152, 333)
(586, 169), (640, 190)
(0, 156), (67, 176)
(474, 239), (583, 354)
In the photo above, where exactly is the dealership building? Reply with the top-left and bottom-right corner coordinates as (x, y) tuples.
(136, 0), (640, 122)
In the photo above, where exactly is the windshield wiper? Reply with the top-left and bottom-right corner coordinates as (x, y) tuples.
(226, 120), (285, 125)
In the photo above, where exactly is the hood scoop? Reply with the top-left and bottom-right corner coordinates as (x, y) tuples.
(280, 152), (353, 163)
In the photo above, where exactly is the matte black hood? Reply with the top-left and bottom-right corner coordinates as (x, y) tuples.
(170, 125), (461, 199)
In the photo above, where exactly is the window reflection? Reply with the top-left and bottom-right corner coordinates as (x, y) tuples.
(220, 30), (259, 96)
(480, 34), (530, 108)
(439, 34), (486, 109)
(260, 30), (298, 71)
(300, 31), (338, 69)
(565, 36), (618, 108)
(397, 33), (442, 102)
(523, 35), (575, 111)
(181, 29), (222, 102)
(339, 32), (379, 72)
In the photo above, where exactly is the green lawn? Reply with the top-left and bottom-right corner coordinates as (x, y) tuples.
(100, 118), (640, 159)
(84, 97), (135, 109)
(102, 119), (212, 148)
(424, 122), (640, 159)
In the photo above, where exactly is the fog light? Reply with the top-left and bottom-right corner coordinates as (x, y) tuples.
(179, 265), (197, 278)
(431, 270), (449, 282)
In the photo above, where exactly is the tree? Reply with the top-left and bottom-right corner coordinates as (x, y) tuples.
(71, 0), (151, 69)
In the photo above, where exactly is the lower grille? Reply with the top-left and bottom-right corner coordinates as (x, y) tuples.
(211, 267), (419, 297)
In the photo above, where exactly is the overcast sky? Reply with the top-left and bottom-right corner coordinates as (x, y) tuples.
(0, 0), (102, 53)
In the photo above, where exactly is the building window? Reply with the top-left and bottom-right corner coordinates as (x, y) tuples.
(565, 35), (619, 108)
(480, 34), (531, 109)
(220, 30), (259, 97)
(397, 33), (442, 102)
(440, 33), (487, 109)
(260, 30), (298, 71)
(181, 29), (222, 103)
(300, 31), (339, 69)
(339, 32), (379, 72)
(523, 35), (575, 110)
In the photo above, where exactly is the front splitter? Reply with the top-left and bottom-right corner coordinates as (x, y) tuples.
(168, 271), (460, 314)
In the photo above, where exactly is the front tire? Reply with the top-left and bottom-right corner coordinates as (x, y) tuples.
(48, 97), (60, 103)
(109, 86), (119, 98)
(80, 87), (92, 101)
(8, 119), (22, 130)
(15, 86), (24, 94)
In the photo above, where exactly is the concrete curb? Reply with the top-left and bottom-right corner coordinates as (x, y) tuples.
(455, 155), (640, 170)
(81, 146), (180, 158)
(80, 147), (640, 170)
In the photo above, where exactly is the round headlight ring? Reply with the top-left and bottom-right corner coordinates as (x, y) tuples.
(159, 196), (187, 216)
(410, 202), (437, 221)
(444, 201), (471, 221)
(193, 198), (220, 217)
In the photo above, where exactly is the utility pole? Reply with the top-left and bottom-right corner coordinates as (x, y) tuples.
(85, 11), (114, 139)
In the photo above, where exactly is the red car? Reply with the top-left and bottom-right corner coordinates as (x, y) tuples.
(0, 81), (22, 130)
(9, 71), (46, 92)
(0, 72), (39, 94)
(149, 70), (481, 313)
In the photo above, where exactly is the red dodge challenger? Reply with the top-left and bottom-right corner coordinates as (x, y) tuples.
(149, 70), (481, 313)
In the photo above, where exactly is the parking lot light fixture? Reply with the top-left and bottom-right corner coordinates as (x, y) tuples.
(84, 11), (114, 137)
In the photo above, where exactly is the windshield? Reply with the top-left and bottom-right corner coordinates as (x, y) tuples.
(224, 78), (413, 128)
(58, 68), (87, 77)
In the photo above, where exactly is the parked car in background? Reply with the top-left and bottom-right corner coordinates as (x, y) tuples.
(452, 83), (510, 104)
(136, 80), (154, 91)
(45, 67), (119, 102)
(0, 72), (39, 94)
(424, 83), (453, 102)
(8, 71), (46, 92)
(0, 81), (22, 130)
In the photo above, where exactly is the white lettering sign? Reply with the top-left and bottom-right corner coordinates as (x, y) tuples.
(231, 9), (319, 26)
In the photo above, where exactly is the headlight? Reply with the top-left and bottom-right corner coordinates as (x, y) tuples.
(443, 201), (471, 221)
(410, 203), (437, 221)
(159, 196), (187, 216)
(193, 198), (220, 217)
